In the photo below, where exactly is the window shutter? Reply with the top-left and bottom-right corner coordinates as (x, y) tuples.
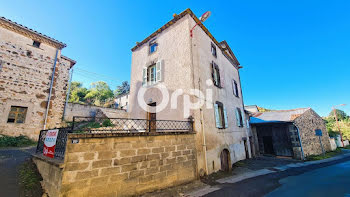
(224, 107), (228, 128)
(142, 67), (147, 86)
(235, 108), (241, 127)
(214, 104), (222, 128)
(156, 60), (163, 82)
(211, 61), (215, 85)
(241, 110), (245, 127)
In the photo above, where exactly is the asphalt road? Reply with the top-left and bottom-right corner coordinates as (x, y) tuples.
(205, 156), (350, 197)
(0, 147), (36, 197)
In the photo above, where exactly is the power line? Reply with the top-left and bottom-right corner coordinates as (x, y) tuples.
(74, 67), (126, 83)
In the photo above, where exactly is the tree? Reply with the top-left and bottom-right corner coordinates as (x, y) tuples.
(329, 109), (348, 121)
(69, 81), (88, 103)
(85, 81), (114, 105)
(114, 81), (130, 96)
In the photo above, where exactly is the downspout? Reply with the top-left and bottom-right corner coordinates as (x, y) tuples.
(62, 68), (74, 120)
(43, 49), (59, 130)
(189, 16), (208, 175)
(294, 124), (305, 160)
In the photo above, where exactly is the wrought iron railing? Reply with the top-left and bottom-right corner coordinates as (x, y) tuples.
(35, 128), (71, 160)
(71, 116), (194, 133)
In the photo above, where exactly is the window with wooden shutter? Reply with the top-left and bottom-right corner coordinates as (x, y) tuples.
(214, 103), (222, 128)
(211, 62), (221, 88)
(7, 106), (28, 123)
(235, 108), (243, 127)
(214, 102), (227, 129)
(232, 80), (239, 97)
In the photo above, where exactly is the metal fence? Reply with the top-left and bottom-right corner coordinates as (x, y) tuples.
(35, 128), (71, 160)
(72, 116), (194, 133)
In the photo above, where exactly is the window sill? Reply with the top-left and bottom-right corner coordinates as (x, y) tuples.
(142, 82), (161, 88)
(26, 44), (43, 50)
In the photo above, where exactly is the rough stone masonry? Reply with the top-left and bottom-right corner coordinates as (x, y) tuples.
(0, 17), (75, 139)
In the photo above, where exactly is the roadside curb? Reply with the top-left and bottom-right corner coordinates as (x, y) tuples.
(186, 151), (350, 196)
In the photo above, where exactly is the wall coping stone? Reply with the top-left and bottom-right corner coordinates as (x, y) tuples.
(68, 132), (196, 139)
(32, 153), (65, 168)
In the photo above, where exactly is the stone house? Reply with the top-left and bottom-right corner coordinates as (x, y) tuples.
(249, 108), (332, 159)
(0, 17), (75, 139)
(129, 8), (252, 175)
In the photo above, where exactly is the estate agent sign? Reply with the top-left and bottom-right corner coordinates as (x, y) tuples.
(43, 129), (59, 158)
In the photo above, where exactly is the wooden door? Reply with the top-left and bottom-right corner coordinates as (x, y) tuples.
(220, 149), (230, 171)
(148, 102), (156, 132)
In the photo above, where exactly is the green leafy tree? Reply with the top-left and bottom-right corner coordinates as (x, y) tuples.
(114, 81), (130, 96)
(69, 81), (88, 103)
(329, 109), (348, 121)
(85, 81), (114, 105)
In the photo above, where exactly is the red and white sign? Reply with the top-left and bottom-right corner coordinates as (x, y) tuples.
(43, 129), (59, 158)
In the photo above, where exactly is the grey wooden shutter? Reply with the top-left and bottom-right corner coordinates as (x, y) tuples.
(214, 104), (222, 128)
(219, 66), (224, 88)
(235, 108), (241, 127)
(224, 106), (228, 128)
(142, 67), (147, 86)
(211, 61), (216, 85)
(156, 60), (163, 82)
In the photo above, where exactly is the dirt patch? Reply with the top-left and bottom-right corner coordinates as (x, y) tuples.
(18, 159), (44, 197)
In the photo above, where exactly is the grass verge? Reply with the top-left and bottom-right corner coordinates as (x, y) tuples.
(343, 145), (350, 149)
(18, 159), (43, 197)
(0, 135), (36, 148)
(306, 148), (342, 161)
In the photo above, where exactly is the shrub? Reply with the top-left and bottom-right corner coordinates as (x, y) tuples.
(102, 119), (114, 127)
(0, 135), (36, 147)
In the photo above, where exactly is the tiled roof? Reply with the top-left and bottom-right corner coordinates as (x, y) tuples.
(0, 16), (67, 49)
(131, 8), (240, 68)
(250, 108), (311, 124)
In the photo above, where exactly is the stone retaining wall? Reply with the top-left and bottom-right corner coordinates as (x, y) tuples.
(64, 103), (128, 121)
(35, 132), (197, 197)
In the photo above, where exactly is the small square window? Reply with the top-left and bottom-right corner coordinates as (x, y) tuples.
(7, 106), (28, 123)
(33, 40), (41, 48)
(211, 43), (217, 57)
(232, 80), (239, 97)
(149, 40), (158, 54)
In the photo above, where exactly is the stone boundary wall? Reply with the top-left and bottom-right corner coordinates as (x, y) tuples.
(64, 103), (128, 121)
(35, 132), (197, 197)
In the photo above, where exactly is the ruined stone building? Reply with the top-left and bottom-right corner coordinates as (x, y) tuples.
(129, 9), (252, 175)
(0, 17), (75, 139)
(249, 107), (332, 159)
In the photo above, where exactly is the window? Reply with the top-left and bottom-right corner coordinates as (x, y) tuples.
(33, 40), (41, 48)
(142, 60), (163, 86)
(211, 43), (217, 57)
(7, 106), (28, 123)
(235, 108), (244, 127)
(232, 80), (239, 97)
(211, 61), (221, 87)
(149, 39), (158, 54)
(214, 101), (228, 129)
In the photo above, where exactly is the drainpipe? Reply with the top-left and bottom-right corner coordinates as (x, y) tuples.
(43, 49), (59, 130)
(62, 68), (74, 120)
(294, 124), (305, 160)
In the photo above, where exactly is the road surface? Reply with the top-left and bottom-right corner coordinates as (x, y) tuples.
(205, 156), (350, 197)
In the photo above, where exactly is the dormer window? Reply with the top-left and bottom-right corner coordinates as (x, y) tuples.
(211, 43), (217, 57)
(33, 40), (41, 48)
(149, 39), (158, 54)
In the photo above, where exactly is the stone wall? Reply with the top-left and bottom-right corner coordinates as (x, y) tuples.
(294, 109), (332, 156)
(64, 103), (128, 121)
(0, 27), (73, 139)
(36, 132), (197, 197)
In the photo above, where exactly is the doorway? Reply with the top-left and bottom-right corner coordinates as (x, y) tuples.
(147, 102), (156, 132)
(244, 139), (250, 159)
(263, 136), (274, 155)
(220, 149), (230, 171)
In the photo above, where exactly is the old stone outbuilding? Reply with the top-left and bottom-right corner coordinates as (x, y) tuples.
(249, 107), (332, 159)
(0, 17), (75, 139)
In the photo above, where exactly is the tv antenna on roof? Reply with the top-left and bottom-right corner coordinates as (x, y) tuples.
(190, 11), (211, 37)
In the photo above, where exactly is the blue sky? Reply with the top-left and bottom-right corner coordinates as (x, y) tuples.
(1, 0), (349, 116)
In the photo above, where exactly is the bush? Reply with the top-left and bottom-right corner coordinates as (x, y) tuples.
(0, 135), (36, 148)
(102, 119), (114, 127)
(306, 148), (342, 161)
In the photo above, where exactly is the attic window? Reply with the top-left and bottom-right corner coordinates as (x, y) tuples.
(211, 43), (217, 57)
(149, 39), (158, 54)
(33, 40), (41, 48)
